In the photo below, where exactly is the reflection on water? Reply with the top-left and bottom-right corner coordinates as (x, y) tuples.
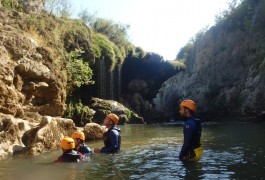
(1, 123), (265, 179)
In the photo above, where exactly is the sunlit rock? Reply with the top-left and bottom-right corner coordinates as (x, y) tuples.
(83, 123), (107, 140)
(89, 97), (144, 124)
(25, 117), (77, 155)
(0, 113), (34, 159)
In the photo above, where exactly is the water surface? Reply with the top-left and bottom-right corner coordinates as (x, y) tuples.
(0, 122), (265, 179)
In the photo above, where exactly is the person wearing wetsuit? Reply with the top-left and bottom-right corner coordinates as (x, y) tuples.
(71, 131), (92, 155)
(55, 137), (84, 163)
(178, 99), (203, 161)
(94, 113), (121, 153)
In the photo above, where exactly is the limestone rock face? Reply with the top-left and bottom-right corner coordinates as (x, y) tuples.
(154, 22), (265, 121)
(0, 11), (66, 121)
(0, 113), (36, 159)
(0, 114), (77, 159)
(25, 116), (77, 155)
(18, 0), (44, 14)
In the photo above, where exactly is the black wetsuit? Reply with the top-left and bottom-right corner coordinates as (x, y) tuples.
(179, 117), (202, 160)
(101, 126), (121, 153)
(56, 149), (83, 162)
(77, 144), (92, 154)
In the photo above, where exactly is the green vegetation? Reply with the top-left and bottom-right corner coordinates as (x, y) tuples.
(66, 49), (94, 89)
(214, 0), (265, 34)
(91, 32), (118, 71)
(91, 18), (134, 67)
(44, 0), (72, 18)
(1, 0), (190, 123)
(1, 0), (22, 11)
(176, 27), (207, 62)
(64, 98), (94, 126)
(92, 18), (130, 49)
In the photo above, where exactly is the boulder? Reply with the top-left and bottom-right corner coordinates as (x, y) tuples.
(0, 113), (35, 159)
(83, 123), (107, 140)
(89, 97), (144, 124)
(25, 116), (77, 155)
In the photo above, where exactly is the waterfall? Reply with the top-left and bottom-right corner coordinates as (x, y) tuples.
(106, 65), (122, 100)
(95, 59), (122, 101)
(107, 70), (114, 99)
(114, 65), (121, 101)
(98, 59), (107, 99)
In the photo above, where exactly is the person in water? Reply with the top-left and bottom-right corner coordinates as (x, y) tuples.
(178, 99), (203, 161)
(71, 131), (92, 155)
(94, 113), (121, 153)
(55, 137), (84, 162)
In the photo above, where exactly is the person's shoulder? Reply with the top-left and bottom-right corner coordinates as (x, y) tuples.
(185, 118), (197, 128)
(110, 128), (120, 135)
(82, 145), (92, 152)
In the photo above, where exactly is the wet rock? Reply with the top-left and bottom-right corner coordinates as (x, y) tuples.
(0, 113), (33, 159)
(25, 117), (77, 155)
(89, 97), (144, 124)
(83, 123), (107, 140)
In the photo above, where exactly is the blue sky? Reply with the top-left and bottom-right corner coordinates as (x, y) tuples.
(71, 0), (231, 60)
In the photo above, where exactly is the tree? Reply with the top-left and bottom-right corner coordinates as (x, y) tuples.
(92, 18), (130, 47)
(44, 0), (72, 17)
(78, 8), (97, 27)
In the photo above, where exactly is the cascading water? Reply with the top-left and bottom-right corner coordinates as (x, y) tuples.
(106, 70), (114, 99)
(114, 65), (122, 101)
(95, 59), (122, 100)
(98, 59), (107, 99)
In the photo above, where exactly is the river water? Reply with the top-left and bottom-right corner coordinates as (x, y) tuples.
(0, 122), (265, 179)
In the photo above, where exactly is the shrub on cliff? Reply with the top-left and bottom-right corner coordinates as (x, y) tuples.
(66, 49), (94, 90)
(64, 99), (95, 126)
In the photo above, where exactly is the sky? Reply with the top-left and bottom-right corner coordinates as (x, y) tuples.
(71, 0), (231, 60)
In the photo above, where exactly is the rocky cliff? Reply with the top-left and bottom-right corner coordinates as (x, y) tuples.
(0, 10), (67, 121)
(154, 0), (265, 121)
(0, 2), (75, 159)
(0, 2), (143, 159)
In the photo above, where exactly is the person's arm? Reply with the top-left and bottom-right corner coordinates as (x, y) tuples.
(100, 130), (119, 153)
(179, 121), (193, 160)
(81, 145), (92, 154)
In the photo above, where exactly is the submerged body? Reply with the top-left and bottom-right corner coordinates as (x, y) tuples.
(55, 149), (84, 163)
(77, 144), (92, 154)
(179, 117), (203, 161)
(94, 113), (121, 154)
(101, 126), (121, 153)
(178, 99), (203, 161)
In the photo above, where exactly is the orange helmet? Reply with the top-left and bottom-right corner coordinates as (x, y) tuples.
(71, 131), (85, 141)
(61, 137), (75, 150)
(180, 99), (197, 112)
(107, 113), (119, 125)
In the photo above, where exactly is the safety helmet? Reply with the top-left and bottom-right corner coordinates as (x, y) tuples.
(61, 137), (75, 150)
(180, 99), (197, 112)
(71, 131), (85, 141)
(107, 113), (119, 125)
